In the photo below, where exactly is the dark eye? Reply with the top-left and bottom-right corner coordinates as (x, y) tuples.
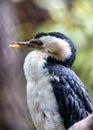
(30, 39), (43, 46)
(37, 41), (43, 46)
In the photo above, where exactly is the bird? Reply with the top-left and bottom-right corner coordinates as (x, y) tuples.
(10, 32), (93, 130)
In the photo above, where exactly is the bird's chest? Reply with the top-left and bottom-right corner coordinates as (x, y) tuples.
(26, 78), (64, 130)
(27, 77), (53, 110)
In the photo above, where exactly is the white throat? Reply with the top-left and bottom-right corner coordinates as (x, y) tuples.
(23, 50), (48, 82)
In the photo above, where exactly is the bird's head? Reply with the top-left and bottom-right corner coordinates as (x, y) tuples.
(10, 32), (76, 67)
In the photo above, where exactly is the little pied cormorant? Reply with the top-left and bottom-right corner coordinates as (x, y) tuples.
(10, 32), (93, 130)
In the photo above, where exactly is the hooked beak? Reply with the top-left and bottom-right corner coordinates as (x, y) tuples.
(10, 39), (43, 49)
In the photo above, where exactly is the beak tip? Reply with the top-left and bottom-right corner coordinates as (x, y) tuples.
(9, 44), (14, 48)
(9, 41), (22, 48)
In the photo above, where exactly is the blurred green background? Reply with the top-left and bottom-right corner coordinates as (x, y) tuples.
(0, 0), (93, 130)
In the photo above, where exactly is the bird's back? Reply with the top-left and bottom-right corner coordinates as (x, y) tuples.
(45, 63), (93, 129)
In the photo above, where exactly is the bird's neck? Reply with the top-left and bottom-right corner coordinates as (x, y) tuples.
(23, 50), (49, 82)
(46, 56), (73, 67)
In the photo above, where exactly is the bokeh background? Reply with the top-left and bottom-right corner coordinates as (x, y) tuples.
(0, 0), (93, 130)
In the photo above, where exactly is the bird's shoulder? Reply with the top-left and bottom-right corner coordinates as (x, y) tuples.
(46, 63), (89, 98)
(46, 63), (93, 111)
(44, 63), (93, 128)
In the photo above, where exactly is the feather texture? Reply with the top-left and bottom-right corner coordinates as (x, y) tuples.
(45, 63), (93, 129)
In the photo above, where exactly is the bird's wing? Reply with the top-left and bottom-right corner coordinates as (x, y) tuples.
(47, 64), (93, 129)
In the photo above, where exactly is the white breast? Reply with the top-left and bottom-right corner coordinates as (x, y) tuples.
(24, 50), (66, 130)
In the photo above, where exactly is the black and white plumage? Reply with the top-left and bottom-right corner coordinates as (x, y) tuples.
(10, 32), (93, 130)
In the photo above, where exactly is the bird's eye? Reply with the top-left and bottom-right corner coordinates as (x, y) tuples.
(37, 41), (43, 46)
(30, 40), (43, 46)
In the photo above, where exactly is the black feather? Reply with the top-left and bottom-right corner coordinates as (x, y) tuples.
(45, 63), (93, 129)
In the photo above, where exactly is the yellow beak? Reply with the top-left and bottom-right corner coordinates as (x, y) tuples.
(10, 41), (31, 48)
